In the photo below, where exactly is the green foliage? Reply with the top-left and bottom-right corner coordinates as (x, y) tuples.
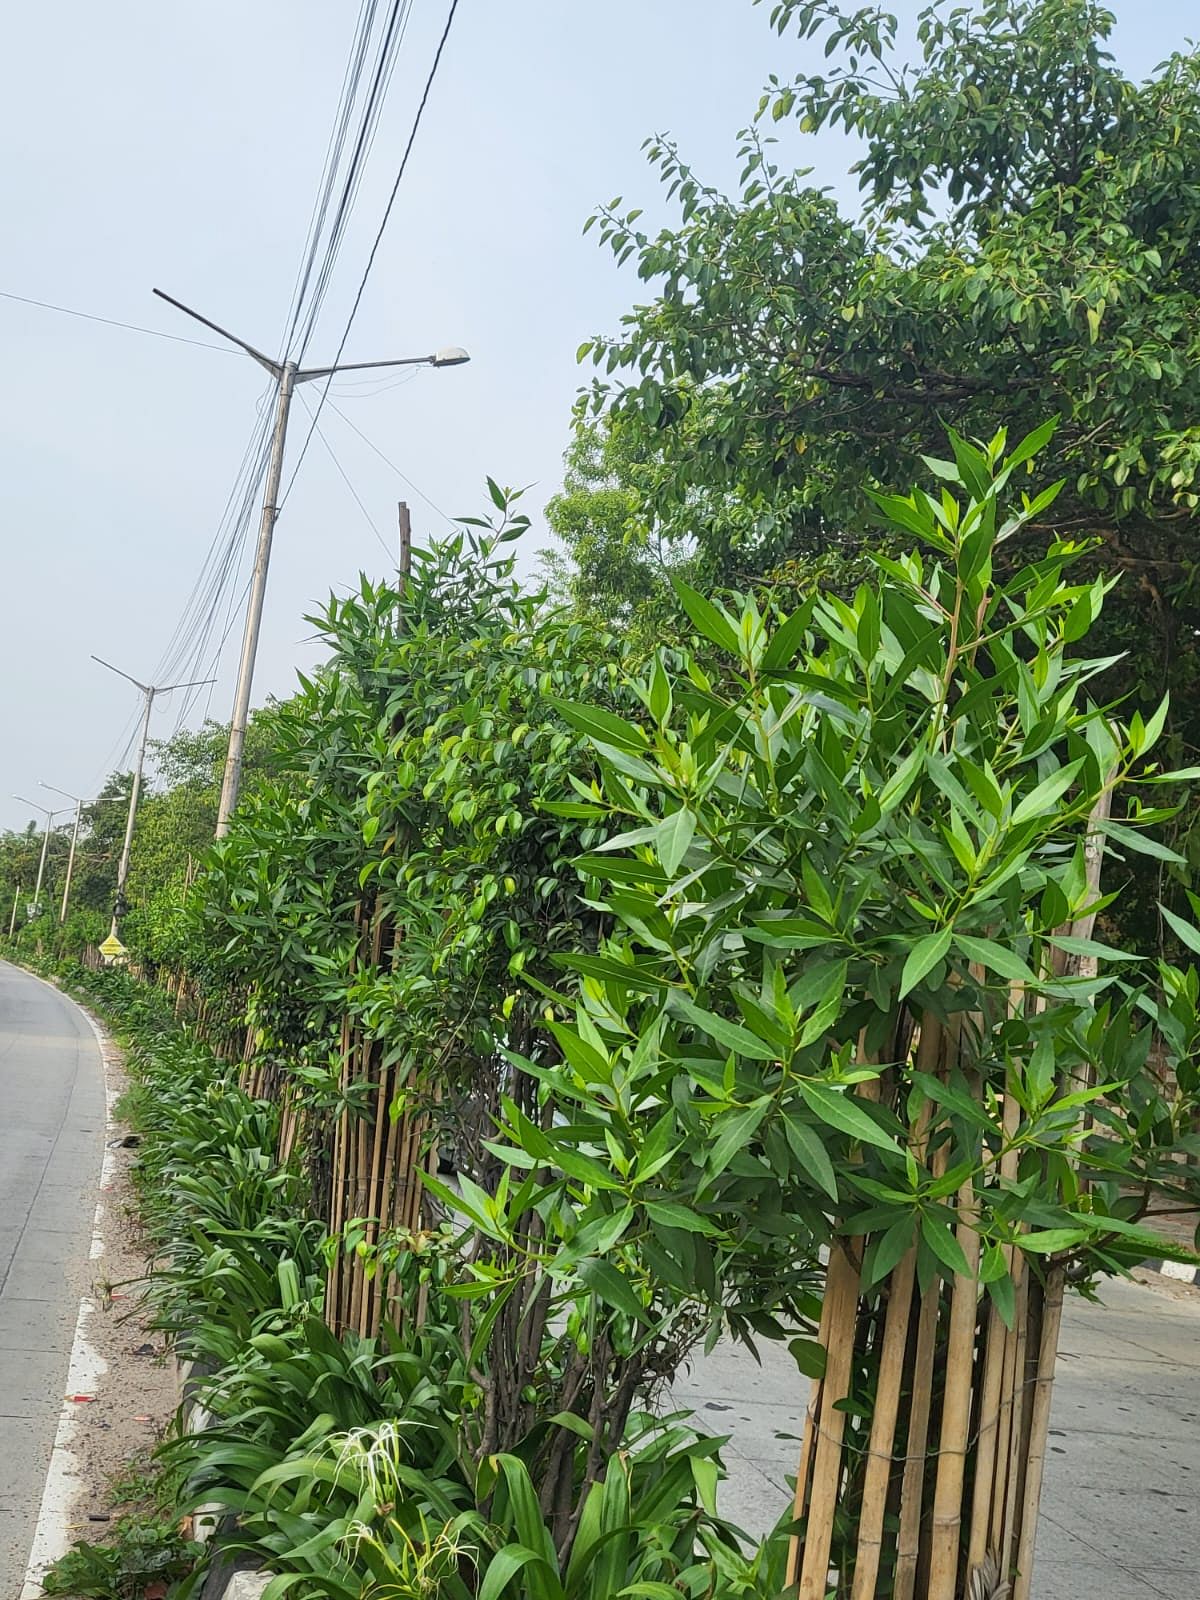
(568, 0), (1200, 952)
(541, 420), (685, 653)
(40, 1511), (201, 1600)
(191, 495), (643, 1156)
(521, 427), (1200, 1323)
(52, 877), (767, 1599)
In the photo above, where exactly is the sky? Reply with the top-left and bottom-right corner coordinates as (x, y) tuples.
(0, 0), (1194, 834)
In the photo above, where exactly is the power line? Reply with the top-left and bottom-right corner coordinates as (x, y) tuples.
(0, 288), (238, 354)
(280, 0), (461, 510)
(297, 390), (393, 561)
(286, 0), (417, 365)
(278, 0), (382, 359)
(323, 395), (453, 524)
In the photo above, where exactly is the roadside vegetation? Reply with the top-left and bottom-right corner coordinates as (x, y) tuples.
(8, 4), (1200, 1596)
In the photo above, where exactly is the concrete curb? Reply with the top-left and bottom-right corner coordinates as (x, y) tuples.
(1140, 1257), (1200, 1286)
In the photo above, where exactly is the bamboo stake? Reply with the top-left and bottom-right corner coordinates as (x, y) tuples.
(997, 1252), (1030, 1580)
(892, 1281), (940, 1600)
(926, 1173), (982, 1600)
(968, 1051), (1023, 1570)
(850, 1244), (917, 1600)
(1011, 1266), (1065, 1600)
(785, 1272), (832, 1594)
(888, 1012), (949, 1600)
(793, 1243), (862, 1599)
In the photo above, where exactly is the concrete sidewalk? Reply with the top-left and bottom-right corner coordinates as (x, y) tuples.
(672, 1273), (1199, 1598)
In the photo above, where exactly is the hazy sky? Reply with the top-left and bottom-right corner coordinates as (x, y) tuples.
(1, 0), (1193, 833)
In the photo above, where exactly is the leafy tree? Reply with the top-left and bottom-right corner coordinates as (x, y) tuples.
(518, 425), (1200, 1591)
(564, 0), (1200, 947)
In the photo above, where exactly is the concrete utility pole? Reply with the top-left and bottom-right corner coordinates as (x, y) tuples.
(91, 658), (215, 943)
(152, 289), (469, 837)
(40, 784), (122, 925)
(9, 882), (21, 938)
(11, 797), (64, 919)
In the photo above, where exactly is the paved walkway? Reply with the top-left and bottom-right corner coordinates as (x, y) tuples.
(674, 1273), (1199, 1598)
(0, 962), (105, 1596)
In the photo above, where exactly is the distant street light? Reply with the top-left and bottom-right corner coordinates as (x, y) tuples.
(11, 795), (65, 919)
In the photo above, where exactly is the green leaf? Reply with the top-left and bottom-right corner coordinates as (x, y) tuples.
(796, 1081), (897, 1153)
(788, 1336), (828, 1380)
(479, 1546), (554, 1600)
(863, 1216), (915, 1287)
(1098, 819), (1186, 865)
(670, 577), (741, 655)
(1005, 417), (1058, 470)
(655, 808), (696, 876)
(920, 1214), (972, 1279)
(1010, 760), (1083, 827)
(987, 1272), (1016, 1329)
(553, 952), (669, 992)
(909, 1070), (993, 1132)
(953, 933), (1036, 985)
(671, 995), (778, 1060)
(547, 699), (648, 753)
(1158, 902), (1200, 958)
(644, 1200), (719, 1235)
(707, 1098), (771, 1177)
(1019, 1227), (1090, 1255)
(1049, 933), (1141, 963)
(577, 1257), (647, 1322)
(783, 1112), (839, 1199)
(900, 927), (953, 998)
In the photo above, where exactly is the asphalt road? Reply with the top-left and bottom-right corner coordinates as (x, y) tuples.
(0, 961), (105, 1596)
(675, 1271), (1200, 1598)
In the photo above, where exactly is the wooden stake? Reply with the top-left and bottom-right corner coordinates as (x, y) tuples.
(926, 1176), (982, 1600)
(997, 1253), (1030, 1580)
(1010, 1266), (1065, 1600)
(794, 1244), (862, 1599)
(850, 1244), (917, 1600)
(893, 1281), (941, 1600)
(968, 1046), (1023, 1573)
(785, 1274), (830, 1591)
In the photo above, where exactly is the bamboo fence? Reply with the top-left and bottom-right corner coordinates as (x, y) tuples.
(785, 805), (1111, 1599)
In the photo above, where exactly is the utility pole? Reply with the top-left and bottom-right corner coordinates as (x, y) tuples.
(8, 882), (20, 939)
(40, 784), (122, 925)
(12, 797), (64, 919)
(152, 289), (469, 836)
(91, 658), (214, 944)
(397, 500), (412, 588)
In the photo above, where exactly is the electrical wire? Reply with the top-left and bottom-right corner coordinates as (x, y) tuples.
(87, 0), (450, 776)
(152, 388), (275, 691)
(0, 288), (238, 354)
(285, 0), (417, 366)
(328, 366), (422, 398)
(138, 0), (421, 744)
(323, 395), (454, 524)
(277, 0), (382, 359)
(279, 0), (461, 510)
(297, 389), (393, 562)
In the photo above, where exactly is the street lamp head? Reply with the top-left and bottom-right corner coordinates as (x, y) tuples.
(432, 346), (470, 368)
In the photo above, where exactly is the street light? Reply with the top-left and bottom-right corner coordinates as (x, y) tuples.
(40, 783), (123, 924)
(89, 658), (215, 945)
(12, 795), (66, 920)
(152, 288), (470, 834)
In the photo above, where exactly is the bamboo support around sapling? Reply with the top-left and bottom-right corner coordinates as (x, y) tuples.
(1011, 1266), (1066, 1599)
(850, 1244), (918, 1600)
